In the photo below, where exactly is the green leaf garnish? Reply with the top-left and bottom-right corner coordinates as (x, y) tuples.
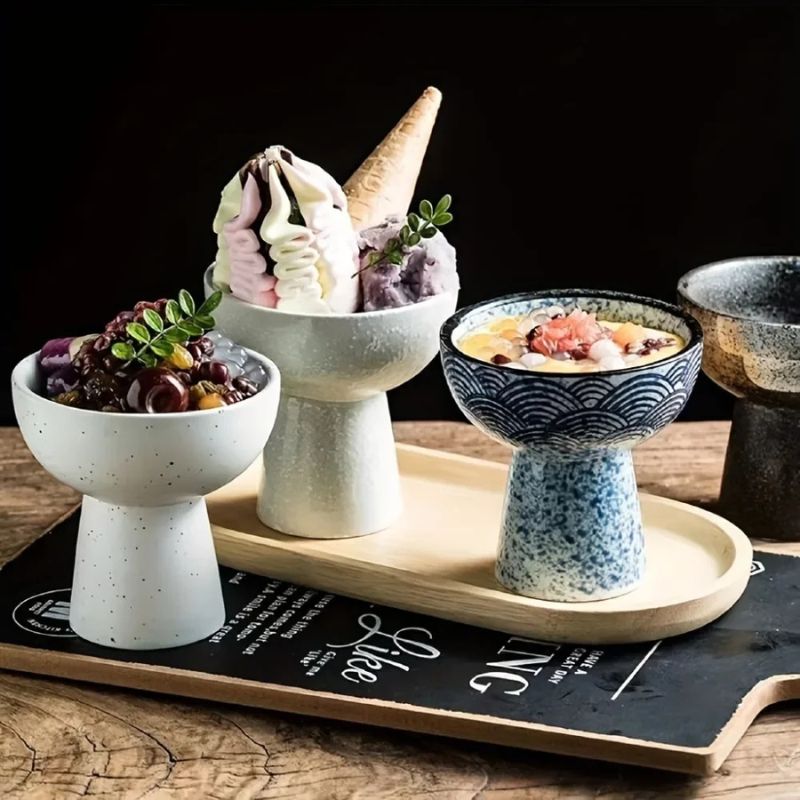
(127, 322), (151, 343)
(178, 320), (204, 337)
(353, 196), (454, 277)
(178, 289), (196, 316)
(433, 211), (453, 226)
(111, 341), (135, 360)
(434, 194), (452, 216)
(142, 308), (164, 332)
(164, 327), (190, 343)
(115, 289), (217, 368)
(150, 340), (174, 358)
(165, 299), (181, 325)
(194, 313), (215, 329)
(197, 290), (222, 316)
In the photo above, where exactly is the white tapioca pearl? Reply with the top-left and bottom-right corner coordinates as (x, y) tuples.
(520, 352), (548, 369)
(206, 330), (224, 343)
(546, 305), (566, 318)
(589, 339), (622, 362)
(598, 355), (626, 371)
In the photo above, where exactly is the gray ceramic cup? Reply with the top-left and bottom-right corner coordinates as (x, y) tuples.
(678, 255), (800, 541)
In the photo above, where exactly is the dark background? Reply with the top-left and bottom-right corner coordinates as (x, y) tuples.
(3, 4), (799, 425)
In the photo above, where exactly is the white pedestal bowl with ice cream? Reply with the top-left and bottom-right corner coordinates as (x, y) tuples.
(206, 267), (455, 538)
(207, 87), (458, 538)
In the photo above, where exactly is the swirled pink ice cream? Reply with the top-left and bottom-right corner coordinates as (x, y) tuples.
(212, 147), (360, 314)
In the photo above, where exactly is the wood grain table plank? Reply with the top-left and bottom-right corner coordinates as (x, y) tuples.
(0, 422), (797, 799)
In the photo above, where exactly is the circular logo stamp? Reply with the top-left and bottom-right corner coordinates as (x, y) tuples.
(12, 589), (77, 637)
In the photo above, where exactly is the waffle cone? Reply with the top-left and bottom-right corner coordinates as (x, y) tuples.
(344, 86), (442, 231)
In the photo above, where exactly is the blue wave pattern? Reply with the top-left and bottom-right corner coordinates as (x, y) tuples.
(442, 345), (702, 453)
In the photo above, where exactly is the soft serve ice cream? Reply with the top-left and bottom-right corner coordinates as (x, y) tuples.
(210, 88), (458, 314)
(212, 147), (360, 314)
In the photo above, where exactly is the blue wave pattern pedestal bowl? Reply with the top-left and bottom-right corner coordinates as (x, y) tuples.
(440, 291), (703, 602)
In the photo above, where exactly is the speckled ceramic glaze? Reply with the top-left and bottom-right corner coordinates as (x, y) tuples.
(441, 291), (703, 602)
(11, 350), (280, 649)
(205, 265), (457, 539)
(679, 256), (800, 540)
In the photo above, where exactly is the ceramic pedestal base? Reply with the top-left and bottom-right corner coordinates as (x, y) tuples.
(258, 393), (402, 539)
(496, 448), (645, 601)
(719, 399), (799, 541)
(70, 497), (226, 649)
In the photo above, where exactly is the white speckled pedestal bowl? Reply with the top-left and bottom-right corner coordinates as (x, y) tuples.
(11, 350), (280, 649)
(678, 255), (800, 541)
(204, 265), (457, 539)
(441, 290), (703, 602)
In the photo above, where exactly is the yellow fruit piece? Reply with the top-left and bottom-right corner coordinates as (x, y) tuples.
(198, 393), (225, 410)
(488, 317), (520, 332)
(166, 344), (194, 370)
(612, 322), (646, 347)
(459, 333), (495, 358)
(499, 329), (523, 341)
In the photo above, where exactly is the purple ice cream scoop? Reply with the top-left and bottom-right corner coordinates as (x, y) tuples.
(358, 217), (458, 311)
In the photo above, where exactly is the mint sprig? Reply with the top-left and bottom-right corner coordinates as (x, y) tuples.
(354, 195), (453, 276)
(111, 289), (222, 367)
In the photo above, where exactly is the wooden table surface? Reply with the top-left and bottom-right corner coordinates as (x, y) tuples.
(0, 421), (797, 799)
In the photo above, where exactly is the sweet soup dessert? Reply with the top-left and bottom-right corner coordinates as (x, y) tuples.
(38, 290), (268, 413)
(211, 146), (458, 313)
(458, 305), (684, 373)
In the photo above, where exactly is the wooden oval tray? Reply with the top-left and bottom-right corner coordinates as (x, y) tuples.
(207, 445), (752, 644)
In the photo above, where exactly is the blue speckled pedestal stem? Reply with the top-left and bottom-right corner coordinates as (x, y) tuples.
(496, 448), (645, 601)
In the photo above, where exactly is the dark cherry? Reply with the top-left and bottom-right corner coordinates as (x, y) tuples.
(232, 376), (257, 396)
(197, 360), (229, 385)
(186, 343), (203, 361)
(134, 301), (157, 313)
(176, 370), (192, 385)
(196, 337), (214, 356)
(154, 298), (169, 315)
(126, 368), (189, 414)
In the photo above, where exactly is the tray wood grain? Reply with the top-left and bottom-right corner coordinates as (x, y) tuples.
(207, 444), (752, 644)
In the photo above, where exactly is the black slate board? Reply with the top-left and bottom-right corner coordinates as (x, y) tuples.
(0, 511), (797, 775)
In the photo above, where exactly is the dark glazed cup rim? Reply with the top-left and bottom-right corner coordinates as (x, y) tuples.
(440, 289), (703, 379)
(677, 255), (800, 330)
